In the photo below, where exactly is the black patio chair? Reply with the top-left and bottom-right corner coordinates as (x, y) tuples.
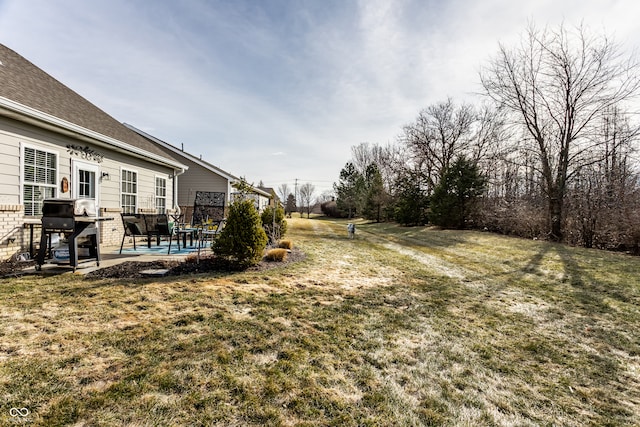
(144, 214), (174, 254)
(119, 213), (147, 253)
(119, 213), (174, 254)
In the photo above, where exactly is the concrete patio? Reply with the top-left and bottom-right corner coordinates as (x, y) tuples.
(24, 241), (205, 276)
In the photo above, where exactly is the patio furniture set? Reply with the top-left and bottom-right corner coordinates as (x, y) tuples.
(119, 191), (226, 255)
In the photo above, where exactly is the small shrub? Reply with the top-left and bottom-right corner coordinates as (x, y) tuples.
(261, 206), (287, 243)
(278, 240), (293, 250)
(264, 248), (288, 262)
(213, 199), (268, 267)
(184, 254), (199, 264)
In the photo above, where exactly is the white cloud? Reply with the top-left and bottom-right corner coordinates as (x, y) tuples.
(0, 0), (638, 195)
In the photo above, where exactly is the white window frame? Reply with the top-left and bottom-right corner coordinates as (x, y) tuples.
(20, 143), (59, 216)
(120, 167), (138, 214)
(154, 175), (167, 214)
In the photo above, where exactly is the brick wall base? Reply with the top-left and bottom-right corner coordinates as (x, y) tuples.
(0, 205), (29, 261)
(99, 207), (124, 247)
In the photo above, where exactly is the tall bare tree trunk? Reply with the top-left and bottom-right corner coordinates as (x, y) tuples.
(549, 193), (563, 241)
(481, 23), (640, 242)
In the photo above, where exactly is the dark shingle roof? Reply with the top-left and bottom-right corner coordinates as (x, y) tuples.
(0, 43), (179, 163)
(125, 123), (238, 181)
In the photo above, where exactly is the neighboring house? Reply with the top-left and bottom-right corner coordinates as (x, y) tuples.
(0, 43), (188, 260)
(258, 186), (280, 209)
(125, 124), (272, 217)
(232, 188), (272, 212)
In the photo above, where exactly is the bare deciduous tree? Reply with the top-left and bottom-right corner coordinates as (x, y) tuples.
(277, 183), (290, 205)
(481, 23), (640, 240)
(298, 182), (315, 218)
(350, 142), (398, 189)
(402, 98), (476, 192)
(565, 106), (640, 248)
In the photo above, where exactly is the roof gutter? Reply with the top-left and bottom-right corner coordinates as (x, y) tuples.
(0, 96), (188, 171)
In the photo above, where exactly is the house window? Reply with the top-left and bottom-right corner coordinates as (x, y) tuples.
(121, 169), (137, 214)
(155, 176), (167, 214)
(23, 146), (57, 216)
(78, 169), (96, 199)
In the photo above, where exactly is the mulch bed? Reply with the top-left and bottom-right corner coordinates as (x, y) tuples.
(0, 248), (305, 280)
(86, 248), (305, 279)
(0, 258), (36, 278)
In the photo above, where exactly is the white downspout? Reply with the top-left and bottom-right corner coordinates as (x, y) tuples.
(172, 167), (186, 215)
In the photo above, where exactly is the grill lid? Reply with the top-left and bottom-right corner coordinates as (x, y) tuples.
(42, 198), (97, 217)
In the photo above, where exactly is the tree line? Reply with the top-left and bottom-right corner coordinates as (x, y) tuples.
(275, 182), (319, 218)
(331, 23), (640, 253)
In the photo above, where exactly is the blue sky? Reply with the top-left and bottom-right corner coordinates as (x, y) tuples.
(1, 0), (639, 196)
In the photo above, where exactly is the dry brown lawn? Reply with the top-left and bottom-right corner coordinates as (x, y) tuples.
(0, 217), (638, 426)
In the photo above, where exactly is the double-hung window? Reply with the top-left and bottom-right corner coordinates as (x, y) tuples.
(121, 169), (137, 214)
(155, 176), (167, 214)
(23, 146), (57, 216)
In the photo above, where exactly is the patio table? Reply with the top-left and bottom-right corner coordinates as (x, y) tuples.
(174, 223), (198, 249)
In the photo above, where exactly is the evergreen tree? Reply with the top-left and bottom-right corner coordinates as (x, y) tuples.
(284, 193), (296, 217)
(213, 199), (268, 267)
(334, 162), (361, 218)
(394, 170), (429, 226)
(429, 157), (486, 229)
(359, 164), (387, 222)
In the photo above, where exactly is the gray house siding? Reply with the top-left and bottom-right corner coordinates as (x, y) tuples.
(123, 125), (240, 216)
(0, 126), (20, 205)
(175, 156), (231, 207)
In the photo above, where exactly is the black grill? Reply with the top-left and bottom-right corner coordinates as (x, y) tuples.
(35, 199), (101, 271)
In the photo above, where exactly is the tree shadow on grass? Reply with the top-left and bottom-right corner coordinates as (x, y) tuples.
(553, 244), (637, 317)
(515, 242), (623, 315)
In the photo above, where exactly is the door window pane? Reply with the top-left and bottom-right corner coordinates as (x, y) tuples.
(78, 169), (96, 199)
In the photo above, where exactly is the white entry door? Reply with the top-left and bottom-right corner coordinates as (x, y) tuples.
(72, 160), (99, 210)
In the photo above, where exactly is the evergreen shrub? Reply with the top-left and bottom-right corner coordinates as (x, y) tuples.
(213, 199), (268, 267)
